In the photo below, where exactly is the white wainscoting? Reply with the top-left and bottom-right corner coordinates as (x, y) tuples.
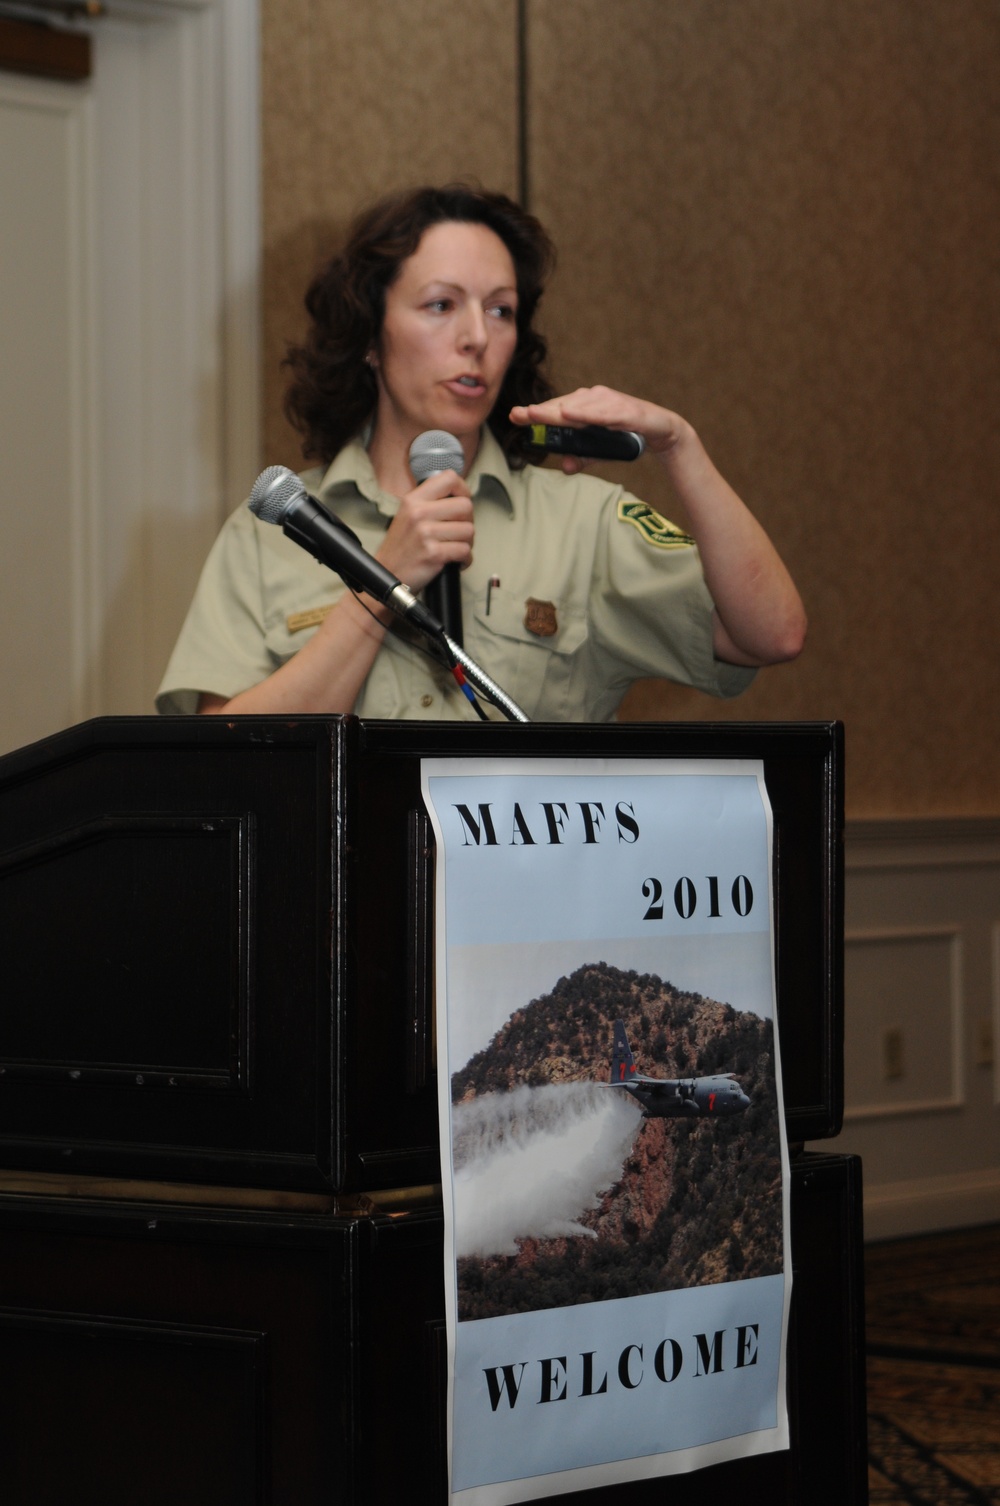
(831, 819), (1000, 1240)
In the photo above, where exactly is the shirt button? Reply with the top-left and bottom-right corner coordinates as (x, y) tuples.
(420, 694), (434, 708)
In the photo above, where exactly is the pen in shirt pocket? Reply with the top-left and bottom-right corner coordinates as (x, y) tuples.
(485, 576), (500, 615)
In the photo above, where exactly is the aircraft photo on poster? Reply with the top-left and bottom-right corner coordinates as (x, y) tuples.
(452, 988), (780, 1323)
(422, 759), (792, 1506)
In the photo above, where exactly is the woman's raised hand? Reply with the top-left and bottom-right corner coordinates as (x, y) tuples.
(510, 385), (690, 472)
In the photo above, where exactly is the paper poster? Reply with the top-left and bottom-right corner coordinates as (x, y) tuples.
(421, 757), (791, 1504)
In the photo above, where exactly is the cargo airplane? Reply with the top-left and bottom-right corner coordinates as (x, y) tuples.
(606, 1018), (750, 1119)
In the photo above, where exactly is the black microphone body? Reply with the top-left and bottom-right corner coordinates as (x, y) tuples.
(409, 430), (467, 649)
(249, 467), (444, 641)
(425, 560), (464, 651)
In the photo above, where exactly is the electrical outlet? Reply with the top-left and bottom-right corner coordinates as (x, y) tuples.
(883, 1027), (904, 1080)
(975, 1018), (994, 1068)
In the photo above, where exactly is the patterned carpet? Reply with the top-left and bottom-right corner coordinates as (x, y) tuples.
(866, 1223), (1000, 1504)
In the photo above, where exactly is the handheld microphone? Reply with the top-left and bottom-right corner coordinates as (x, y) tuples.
(249, 466), (444, 640)
(530, 423), (645, 462)
(409, 429), (466, 649)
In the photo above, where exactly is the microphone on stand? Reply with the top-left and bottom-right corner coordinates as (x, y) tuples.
(249, 462), (530, 723)
(248, 466), (445, 640)
(408, 430), (467, 649)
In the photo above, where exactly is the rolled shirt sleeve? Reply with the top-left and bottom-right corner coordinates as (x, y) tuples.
(587, 490), (756, 705)
(156, 502), (346, 714)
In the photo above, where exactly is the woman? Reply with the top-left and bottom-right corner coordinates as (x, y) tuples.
(156, 184), (805, 722)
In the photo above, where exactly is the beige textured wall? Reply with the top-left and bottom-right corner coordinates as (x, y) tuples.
(261, 0), (519, 468)
(261, 0), (1000, 819)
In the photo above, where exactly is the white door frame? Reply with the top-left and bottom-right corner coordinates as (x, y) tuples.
(0, 0), (259, 747)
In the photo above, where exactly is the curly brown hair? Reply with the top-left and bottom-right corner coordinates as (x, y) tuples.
(283, 184), (556, 468)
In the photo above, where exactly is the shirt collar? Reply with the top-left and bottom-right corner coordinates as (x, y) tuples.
(316, 426), (517, 518)
(466, 427), (516, 514)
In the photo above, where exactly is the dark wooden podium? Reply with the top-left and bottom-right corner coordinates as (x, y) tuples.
(0, 716), (865, 1505)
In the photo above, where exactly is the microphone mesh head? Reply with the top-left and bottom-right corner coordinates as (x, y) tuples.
(409, 430), (465, 482)
(249, 465), (304, 524)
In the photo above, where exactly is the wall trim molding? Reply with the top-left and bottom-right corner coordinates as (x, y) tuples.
(843, 924), (965, 1121)
(839, 813), (1000, 1239)
(846, 816), (1000, 869)
(863, 1166), (1000, 1242)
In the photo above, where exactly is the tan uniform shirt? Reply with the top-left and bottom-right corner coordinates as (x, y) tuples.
(156, 429), (754, 721)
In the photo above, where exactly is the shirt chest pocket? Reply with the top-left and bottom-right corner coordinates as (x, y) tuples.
(469, 590), (589, 720)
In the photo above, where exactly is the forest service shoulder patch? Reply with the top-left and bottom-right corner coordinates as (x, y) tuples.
(616, 498), (695, 549)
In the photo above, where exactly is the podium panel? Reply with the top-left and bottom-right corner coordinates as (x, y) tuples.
(0, 716), (842, 1191)
(0, 1152), (865, 1506)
